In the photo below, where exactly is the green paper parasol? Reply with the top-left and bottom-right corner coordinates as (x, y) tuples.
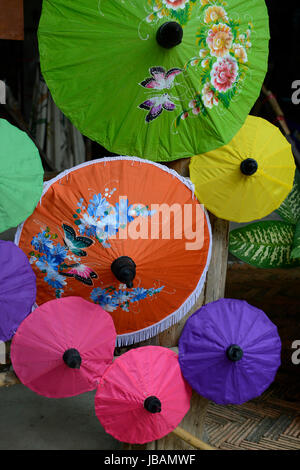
(38, 0), (269, 162)
(0, 119), (44, 233)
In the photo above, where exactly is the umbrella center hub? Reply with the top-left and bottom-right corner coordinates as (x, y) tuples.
(226, 344), (243, 362)
(240, 158), (258, 176)
(63, 348), (82, 369)
(144, 396), (162, 413)
(111, 256), (136, 288)
(156, 21), (183, 49)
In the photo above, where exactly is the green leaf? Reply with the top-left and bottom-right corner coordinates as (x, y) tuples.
(29, 251), (35, 256)
(276, 170), (300, 224)
(170, 4), (190, 25)
(175, 112), (183, 128)
(217, 84), (238, 109)
(229, 221), (300, 269)
(196, 29), (208, 48)
(291, 221), (300, 259)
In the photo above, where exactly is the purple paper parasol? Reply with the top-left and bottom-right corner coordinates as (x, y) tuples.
(178, 298), (281, 405)
(0, 241), (36, 342)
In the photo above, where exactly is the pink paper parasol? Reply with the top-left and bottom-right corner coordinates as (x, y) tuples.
(95, 346), (192, 444)
(11, 296), (116, 398)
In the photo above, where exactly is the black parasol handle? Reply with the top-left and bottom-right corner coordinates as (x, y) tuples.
(111, 256), (136, 288)
(240, 158), (258, 176)
(144, 396), (162, 413)
(226, 344), (244, 362)
(156, 21), (183, 49)
(63, 348), (82, 369)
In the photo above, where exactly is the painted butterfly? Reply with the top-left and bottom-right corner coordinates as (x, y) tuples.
(62, 224), (93, 257)
(140, 66), (182, 90)
(59, 263), (98, 286)
(139, 93), (176, 122)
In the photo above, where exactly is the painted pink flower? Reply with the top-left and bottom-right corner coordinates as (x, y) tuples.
(210, 56), (238, 93)
(188, 99), (201, 115)
(162, 0), (190, 10)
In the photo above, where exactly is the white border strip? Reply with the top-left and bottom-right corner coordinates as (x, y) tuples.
(15, 156), (212, 347)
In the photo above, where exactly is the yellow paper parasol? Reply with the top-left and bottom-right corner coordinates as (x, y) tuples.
(189, 116), (295, 223)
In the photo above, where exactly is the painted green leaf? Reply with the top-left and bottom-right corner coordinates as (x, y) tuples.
(170, 4), (190, 25)
(229, 221), (300, 269)
(276, 170), (300, 224)
(291, 221), (300, 259)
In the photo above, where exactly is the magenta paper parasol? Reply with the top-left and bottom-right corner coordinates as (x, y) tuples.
(11, 296), (116, 398)
(95, 346), (192, 444)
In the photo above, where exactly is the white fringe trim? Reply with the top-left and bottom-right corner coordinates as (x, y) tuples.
(14, 156), (212, 347)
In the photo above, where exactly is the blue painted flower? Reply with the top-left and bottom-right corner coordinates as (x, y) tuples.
(45, 273), (67, 290)
(48, 243), (68, 265)
(111, 289), (133, 305)
(36, 253), (66, 290)
(90, 287), (118, 312)
(129, 287), (149, 302)
(78, 212), (98, 237)
(77, 198), (86, 210)
(31, 231), (53, 254)
(36, 253), (61, 272)
(115, 198), (134, 228)
(88, 194), (111, 219)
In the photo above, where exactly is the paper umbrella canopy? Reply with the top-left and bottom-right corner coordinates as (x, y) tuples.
(178, 298), (281, 405)
(0, 119), (43, 233)
(95, 346), (192, 444)
(189, 115), (296, 223)
(15, 157), (212, 346)
(38, 0), (269, 162)
(0, 240), (36, 342)
(11, 296), (117, 398)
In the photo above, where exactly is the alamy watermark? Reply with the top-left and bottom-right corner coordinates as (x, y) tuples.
(0, 341), (5, 365)
(0, 80), (5, 104)
(291, 340), (300, 364)
(89, 196), (206, 251)
(291, 80), (300, 105)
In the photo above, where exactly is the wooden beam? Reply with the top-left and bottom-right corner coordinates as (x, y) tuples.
(0, 0), (24, 40)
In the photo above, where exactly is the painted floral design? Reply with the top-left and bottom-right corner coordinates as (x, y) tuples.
(204, 6), (228, 25)
(91, 284), (164, 312)
(232, 43), (248, 63)
(175, 2), (254, 127)
(29, 188), (157, 299)
(73, 189), (155, 246)
(206, 23), (233, 58)
(30, 227), (71, 297)
(145, 0), (198, 26)
(202, 82), (219, 108)
(162, 0), (189, 10)
(210, 55), (238, 93)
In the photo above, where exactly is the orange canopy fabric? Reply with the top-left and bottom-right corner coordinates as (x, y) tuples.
(16, 157), (211, 345)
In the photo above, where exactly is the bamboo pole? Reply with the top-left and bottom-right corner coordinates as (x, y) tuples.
(172, 426), (215, 451)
